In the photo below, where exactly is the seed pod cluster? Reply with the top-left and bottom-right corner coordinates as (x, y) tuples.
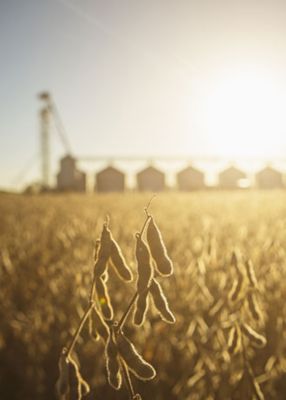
(146, 217), (173, 276)
(133, 215), (175, 326)
(56, 350), (90, 400)
(135, 234), (153, 293)
(117, 331), (156, 380)
(241, 323), (267, 348)
(149, 278), (175, 324)
(105, 332), (122, 390)
(94, 223), (133, 282)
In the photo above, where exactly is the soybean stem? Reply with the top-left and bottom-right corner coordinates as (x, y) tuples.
(66, 302), (94, 358)
(117, 292), (138, 330)
(145, 194), (156, 216)
(67, 247), (99, 358)
(138, 215), (151, 237)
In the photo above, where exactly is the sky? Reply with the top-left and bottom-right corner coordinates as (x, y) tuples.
(1, 0), (286, 190)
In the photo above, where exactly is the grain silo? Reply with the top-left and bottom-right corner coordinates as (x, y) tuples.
(255, 166), (283, 189)
(136, 165), (165, 191)
(57, 154), (86, 192)
(218, 166), (247, 189)
(177, 165), (205, 190)
(95, 165), (125, 192)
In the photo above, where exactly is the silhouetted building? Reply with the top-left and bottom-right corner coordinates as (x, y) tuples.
(256, 166), (283, 189)
(137, 166), (165, 191)
(96, 166), (125, 192)
(57, 154), (86, 191)
(218, 166), (247, 189)
(177, 165), (205, 190)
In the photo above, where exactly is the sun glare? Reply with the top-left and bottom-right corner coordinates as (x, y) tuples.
(202, 66), (285, 159)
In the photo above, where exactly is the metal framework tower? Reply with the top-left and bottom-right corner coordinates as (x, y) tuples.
(39, 92), (51, 187)
(38, 91), (72, 188)
(40, 105), (50, 187)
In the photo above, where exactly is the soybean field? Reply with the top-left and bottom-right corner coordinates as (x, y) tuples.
(1, 192), (286, 400)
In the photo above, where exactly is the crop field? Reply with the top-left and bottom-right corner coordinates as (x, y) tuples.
(1, 191), (286, 400)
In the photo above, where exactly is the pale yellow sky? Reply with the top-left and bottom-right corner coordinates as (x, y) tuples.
(1, 0), (286, 189)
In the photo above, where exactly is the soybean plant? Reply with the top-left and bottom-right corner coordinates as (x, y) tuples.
(56, 202), (175, 400)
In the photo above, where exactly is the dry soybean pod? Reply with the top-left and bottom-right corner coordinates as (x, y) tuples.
(245, 259), (258, 288)
(68, 356), (82, 400)
(251, 378), (265, 400)
(94, 224), (112, 278)
(146, 216), (173, 276)
(117, 331), (156, 381)
(247, 291), (262, 322)
(133, 290), (149, 326)
(229, 274), (244, 303)
(56, 349), (69, 397)
(110, 238), (133, 282)
(241, 323), (267, 348)
(105, 331), (122, 390)
(94, 257), (108, 279)
(149, 278), (175, 323)
(228, 324), (241, 355)
(95, 275), (114, 320)
(135, 233), (153, 294)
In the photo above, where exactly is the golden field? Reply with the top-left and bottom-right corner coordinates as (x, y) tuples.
(1, 191), (286, 400)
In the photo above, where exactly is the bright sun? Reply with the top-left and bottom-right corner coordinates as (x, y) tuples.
(201, 66), (285, 159)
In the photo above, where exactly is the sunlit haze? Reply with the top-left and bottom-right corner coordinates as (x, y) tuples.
(1, 0), (286, 189)
(196, 65), (286, 159)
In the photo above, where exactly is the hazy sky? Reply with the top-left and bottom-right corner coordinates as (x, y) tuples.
(2, 0), (286, 189)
